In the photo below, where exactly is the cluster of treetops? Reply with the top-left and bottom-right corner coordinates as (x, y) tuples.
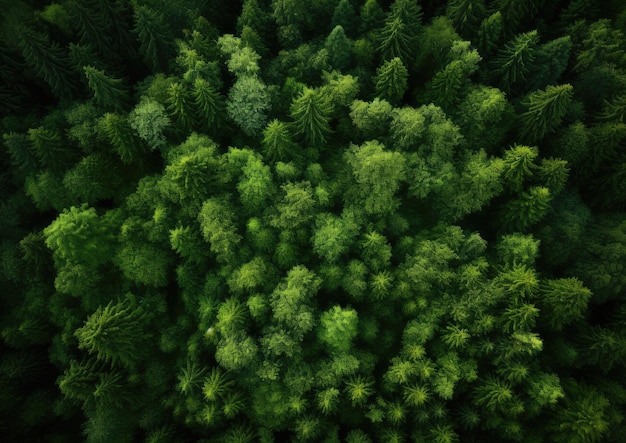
(1, 0), (626, 442)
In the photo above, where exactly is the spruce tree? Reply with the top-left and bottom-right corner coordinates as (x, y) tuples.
(289, 88), (333, 148)
(374, 57), (408, 105)
(83, 66), (130, 112)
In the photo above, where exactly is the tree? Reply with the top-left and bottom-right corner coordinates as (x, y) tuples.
(43, 204), (116, 269)
(325, 26), (352, 71)
(520, 84), (574, 144)
(166, 81), (195, 134)
(236, 154), (276, 213)
(99, 112), (147, 164)
(477, 11), (504, 57)
(261, 119), (298, 164)
(311, 212), (359, 263)
(540, 278), (591, 331)
(378, 0), (423, 65)
(349, 98), (393, 140)
(75, 296), (150, 368)
(192, 78), (225, 134)
(129, 99), (170, 150)
(344, 140), (406, 217)
(490, 30), (539, 93)
(290, 88), (333, 148)
(270, 181), (317, 231)
(424, 41), (481, 111)
(227, 75), (270, 137)
(332, 0), (358, 37)
(502, 145), (539, 192)
(133, 5), (174, 72)
(456, 85), (514, 152)
(269, 265), (321, 339)
(83, 66), (130, 112)
(16, 27), (78, 98)
(197, 197), (242, 264)
(446, 0), (487, 38)
(374, 57), (408, 105)
(27, 126), (76, 174)
(501, 186), (552, 232)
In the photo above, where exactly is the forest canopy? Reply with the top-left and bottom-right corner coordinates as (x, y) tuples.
(1, 0), (626, 442)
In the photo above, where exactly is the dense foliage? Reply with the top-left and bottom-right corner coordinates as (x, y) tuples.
(1, 1), (626, 442)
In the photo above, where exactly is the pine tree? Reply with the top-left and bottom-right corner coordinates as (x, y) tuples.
(501, 186), (552, 232)
(16, 27), (78, 98)
(477, 12), (504, 57)
(540, 278), (591, 330)
(75, 297), (150, 368)
(520, 84), (574, 144)
(28, 126), (76, 175)
(325, 25), (352, 72)
(192, 78), (225, 133)
(261, 119), (298, 164)
(133, 5), (174, 72)
(332, 0), (358, 37)
(374, 57), (408, 105)
(83, 66), (130, 112)
(166, 82), (195, 134)
(490, 30), (539, 94)
(446, 0), (487, 38)
(99, 112), (147, 163)
(290, 88), (333, 148)
(502, 145), (539, 192)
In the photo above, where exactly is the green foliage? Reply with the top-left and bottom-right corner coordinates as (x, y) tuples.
(490, 30), (539, 93)
(344, 140), (406, 217)
(375, 57), (408, 105)
(227, 75), (270, 137)
(5, 1), (626, 441)
(129, 99), (170, 150)
(318, 305), (359, 353)
(75, 296), (150, 368)
(290, 87), (333, 148)
(520, 84), (574, 144)
(133, 5), (174, 72)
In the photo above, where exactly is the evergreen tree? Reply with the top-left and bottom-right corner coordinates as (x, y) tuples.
(374, 57), (408, 105)
(83, 66), (130, 112)
(490, 30), (539, 93)
(501, 186), (552, 232)
(16, 27), (79, 98)
(133, 4), (175, 72)
(227, 75), (270, 137)
(477, 11), (504, 57)
(74, 296), (150, 368)
(520, 84), (574, 144)
(540, 278), (591, 331)
(325, 25), (353, 72)
(446, 0), (487, 39)
(290, 88), (333, 148)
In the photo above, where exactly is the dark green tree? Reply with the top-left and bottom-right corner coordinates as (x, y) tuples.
(290, 88), (333, 148)
(446, 0), (487, 38)
(374, 57), (408, 105)
(83, 66), (130, 112)
(133, 5), (175, 72)
(74, 296), (150, 368)
(520, 84), (574, 144)
(490, 30), (539, 93)
(501, 186), (552, 232)
(16, 27), (78, 98)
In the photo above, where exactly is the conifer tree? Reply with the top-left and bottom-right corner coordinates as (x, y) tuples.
(446, 0), (487, 38)
(227, 75), (270, 137)
(133, 5), (174, 72)
(490, 30), (539, 94)
(477, 11), (504, 57)
(192, 78), (225, 133)
(16, 27), (78, 98)
(290, 88), (333, 148)
(374, 57), (408, 105)
(83, 66), (130, 112)
(166, 82), (195, 134)
(75, 296), (150, 368)
(332, 0), (358, 37)
(540, 278), (591, 331)
(520, 84), (574, 144)
(501, 186), (552, 232)
(100, 112), (147, 164)
(261, 119), (298, 164)
(325, 26), (352, 72)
